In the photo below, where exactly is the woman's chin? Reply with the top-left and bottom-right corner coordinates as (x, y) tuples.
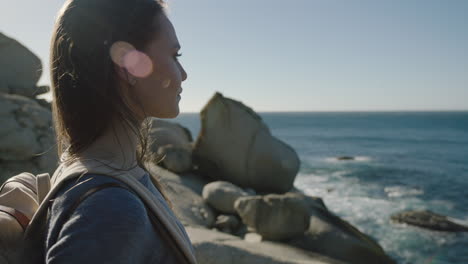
(161, 108), (180, 119)
(170, 109), (180, 118)
(146, 103), (180, 119)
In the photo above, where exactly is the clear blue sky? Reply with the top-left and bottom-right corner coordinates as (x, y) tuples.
(1, 0), (467, 112)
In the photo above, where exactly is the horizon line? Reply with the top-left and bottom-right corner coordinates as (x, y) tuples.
(179, 109), (468, 114)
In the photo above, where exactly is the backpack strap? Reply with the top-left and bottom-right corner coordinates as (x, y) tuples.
(36, 173), (51, 204)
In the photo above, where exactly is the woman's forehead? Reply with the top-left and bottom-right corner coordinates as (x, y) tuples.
(154, 14), (179, 48)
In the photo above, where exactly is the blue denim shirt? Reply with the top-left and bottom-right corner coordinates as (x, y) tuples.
(45, 173), (193, 263)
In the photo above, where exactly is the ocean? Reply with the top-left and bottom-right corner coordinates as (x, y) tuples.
(173, 111), (468, 264)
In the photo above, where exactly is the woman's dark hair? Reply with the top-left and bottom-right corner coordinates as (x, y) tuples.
(50, 0), (171, 204)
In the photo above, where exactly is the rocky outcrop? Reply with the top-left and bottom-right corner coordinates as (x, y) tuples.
(146, 150), (396, 263)
(0, 93), (57, 184)
(144, 161), (396, 264)
(202, 181), (249, 214)
(147, 118), (193, 173)
(145, 161), (394, 263)
(0, 32), (44, 98)
(234, 193), (311, 241)
(186, 227), (346, 264)
(391, 210), (468, 232)
(193, 92), (300, 193)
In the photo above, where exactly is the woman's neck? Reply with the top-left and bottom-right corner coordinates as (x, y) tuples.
(79, 117), (139, 169)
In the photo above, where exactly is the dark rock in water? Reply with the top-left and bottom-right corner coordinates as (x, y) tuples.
(391, 210), (468, 232)
(337, 156), (354, 161)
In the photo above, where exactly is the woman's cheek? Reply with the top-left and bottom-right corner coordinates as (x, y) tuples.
(162, 79), (171, 88)
(153, 60), (173, 89)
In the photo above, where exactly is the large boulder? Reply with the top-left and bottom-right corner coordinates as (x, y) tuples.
(234, 193), (310, 240)
(0, 93), (57, 184)
(193, 92), (300, 193)
(0, 32), (43, 98)
(145, 163), (215, 228)
(202, 181), (249, 214)
(391, 210), (468, 232)
(285, 196), (396, 264)
(186, 227), (345, 264)
(147, 118), (193, 173)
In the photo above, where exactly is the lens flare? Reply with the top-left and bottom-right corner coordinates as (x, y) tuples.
(123, 50), (153, 78)
(110, 41), (133, 67)
(110, 41), (153, 78)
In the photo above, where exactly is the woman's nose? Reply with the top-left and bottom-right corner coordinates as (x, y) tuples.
(180, 64), (188, 81)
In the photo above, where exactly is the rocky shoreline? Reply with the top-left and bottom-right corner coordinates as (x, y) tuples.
(2, 32), (467, 263)
(144, 95), (396, 263)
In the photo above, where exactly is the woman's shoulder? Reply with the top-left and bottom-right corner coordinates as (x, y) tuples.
(50, 173), (146, 214)
(45, 174), (159, 263)
(47, 174), (150, 234)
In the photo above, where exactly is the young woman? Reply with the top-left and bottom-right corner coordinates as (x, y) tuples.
(45, 0), (194, 262)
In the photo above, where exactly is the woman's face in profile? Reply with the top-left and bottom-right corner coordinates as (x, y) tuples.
(123, 13), (187, 119)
